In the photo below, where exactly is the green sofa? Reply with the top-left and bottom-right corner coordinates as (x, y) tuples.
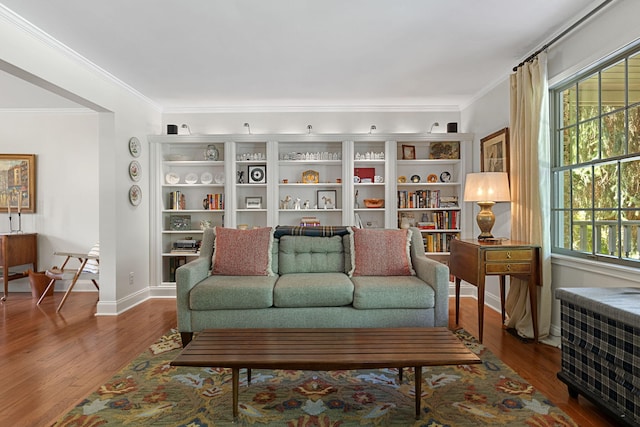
(176, 226), (450, 346)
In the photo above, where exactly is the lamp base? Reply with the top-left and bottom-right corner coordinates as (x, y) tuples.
(476, 201), (496, 240)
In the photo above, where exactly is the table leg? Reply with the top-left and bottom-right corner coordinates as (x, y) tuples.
(528, 279), (539, 342)
(499, 276), (506, 325)
(414, 366), (422, 419)
(477, 279), (485, 343)
(232, 367), (239, 421)
(455, 278), (461, 324)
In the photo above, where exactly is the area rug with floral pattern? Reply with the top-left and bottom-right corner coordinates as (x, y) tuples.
(53, 328), (576, 426)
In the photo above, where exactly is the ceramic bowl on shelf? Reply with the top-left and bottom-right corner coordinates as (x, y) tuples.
(363, 198), (384, 208)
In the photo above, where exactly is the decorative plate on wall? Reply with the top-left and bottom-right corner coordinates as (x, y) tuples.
(129, 160), (141, 182)
(129, 137), (141, 158)
(129, 185), (142, 206)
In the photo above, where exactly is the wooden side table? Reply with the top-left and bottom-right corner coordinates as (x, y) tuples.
(0, 233), (38, 301)
(449, 238), (541, 342)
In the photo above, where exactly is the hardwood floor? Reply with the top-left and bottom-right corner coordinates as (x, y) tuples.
(0, 292), (617, 426)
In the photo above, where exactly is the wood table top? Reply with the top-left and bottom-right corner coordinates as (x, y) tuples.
(171, 327), (481, 370)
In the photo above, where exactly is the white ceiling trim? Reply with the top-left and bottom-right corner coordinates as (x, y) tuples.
(163, 104), (462, 114)
(0, 4), (161, 112)
(0, 107), (95, 114)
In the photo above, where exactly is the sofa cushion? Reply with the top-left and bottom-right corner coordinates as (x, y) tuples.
(274, 273), (354, 307)
(190, 275), (277, 310)
(279, 235), (344, 274)
(351, 276), (434, 309)
(212, 226), (275, 276)
(348, 228), (415, 276)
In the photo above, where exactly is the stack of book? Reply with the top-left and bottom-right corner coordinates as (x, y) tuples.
(300, 216), (320, 226)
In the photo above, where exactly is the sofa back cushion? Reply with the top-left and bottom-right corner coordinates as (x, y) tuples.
(279, 235), (344, 274)
(212, 226), (275, 276)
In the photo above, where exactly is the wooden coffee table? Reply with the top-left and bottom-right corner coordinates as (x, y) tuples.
(171, 327), (481, 420)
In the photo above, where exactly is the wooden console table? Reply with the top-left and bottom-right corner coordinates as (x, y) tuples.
(449, 238), (541, 343)
(0, 233), (38, 301)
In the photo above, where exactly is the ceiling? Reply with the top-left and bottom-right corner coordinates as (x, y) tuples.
(0, 0), (599, 112)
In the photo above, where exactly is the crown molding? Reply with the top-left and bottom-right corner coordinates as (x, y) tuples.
(162, 104), (462, 114)
(0, 107), (96, 114)
(0, 5), (161, 113)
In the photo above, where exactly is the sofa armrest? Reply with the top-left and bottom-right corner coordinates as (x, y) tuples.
(409, 228), (449, 326)
(175, 256), (211, 332)
(412, 255), (450, 326)
(175, 227), (215, 332)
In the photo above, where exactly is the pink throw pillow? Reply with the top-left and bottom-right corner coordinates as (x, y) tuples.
(212, 227), (274, 276)
(349, 228), (415, 276)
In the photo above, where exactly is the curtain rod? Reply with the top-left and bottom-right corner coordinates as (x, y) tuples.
(512, 0), (615, 71)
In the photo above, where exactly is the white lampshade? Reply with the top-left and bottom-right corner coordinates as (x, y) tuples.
(463, 172), (510, 202)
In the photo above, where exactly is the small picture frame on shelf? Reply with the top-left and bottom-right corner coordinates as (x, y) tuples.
(245, 196), (262, 209)
(429, 141), (460, 159)
(302, 169), (319, 184)
(248, 165), (266, 183)
(170, 214), (191, 231)
(401, 145), (416, 160)
(317, 190), (337, 209)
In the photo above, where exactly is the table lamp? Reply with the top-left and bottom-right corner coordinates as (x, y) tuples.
(463, 172), (510, 239)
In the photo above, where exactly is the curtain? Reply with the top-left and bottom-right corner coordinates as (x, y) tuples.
(505, 52), (553, 341)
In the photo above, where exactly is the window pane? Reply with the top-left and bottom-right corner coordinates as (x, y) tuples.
(620, 159), (640, 208)
(578, 74), (599, 121)
(595, 210), (618, 256)
(594, 163), (618, 209)
(572, 210), (592, 253)
(559, 170), (572, 209)
(622, 210), (640, 259)
(572, 166), (592, 209)
(561, 85), (578, 127)
(561, 127), (577, 165)
(630, 52), (640, 105)
(602, 60), (626, 113)
(630, 105), (640, 154)
(578, 119), (599, 162)
(602, 110), (626, 158)
(554, 210), (572, 249)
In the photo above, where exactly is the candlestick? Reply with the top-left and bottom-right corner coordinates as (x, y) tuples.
(17, 195), (21, 214)
(7, 203), (10, 216)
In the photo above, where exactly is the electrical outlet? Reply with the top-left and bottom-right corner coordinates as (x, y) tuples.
(129, 272), (134, 285)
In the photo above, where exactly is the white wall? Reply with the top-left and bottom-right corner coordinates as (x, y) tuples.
(0, 112), (99, 293)
(1, 14), (162, 313)
(460, 79), (512, 310)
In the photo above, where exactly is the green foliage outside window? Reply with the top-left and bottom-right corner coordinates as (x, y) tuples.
(552, 47), (640, 265)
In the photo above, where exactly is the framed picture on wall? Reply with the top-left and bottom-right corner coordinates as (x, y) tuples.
(0, 154), (36, 213)
(481, 128), (510, 177)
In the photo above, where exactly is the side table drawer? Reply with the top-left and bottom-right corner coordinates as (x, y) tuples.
(486, 263), (532, 274)
(485, 249), (533, 262)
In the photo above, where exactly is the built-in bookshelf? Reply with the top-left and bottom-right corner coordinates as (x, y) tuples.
(149, 133), (472, 286)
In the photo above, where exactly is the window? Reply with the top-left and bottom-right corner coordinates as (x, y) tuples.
(551, 45), (640, 266)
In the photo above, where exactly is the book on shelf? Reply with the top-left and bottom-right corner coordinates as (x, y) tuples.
(169, 191), (186, 210)
(205, 193), (224, 210)
(422, 232), (460, 252)
(397, 189), (444, 209)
